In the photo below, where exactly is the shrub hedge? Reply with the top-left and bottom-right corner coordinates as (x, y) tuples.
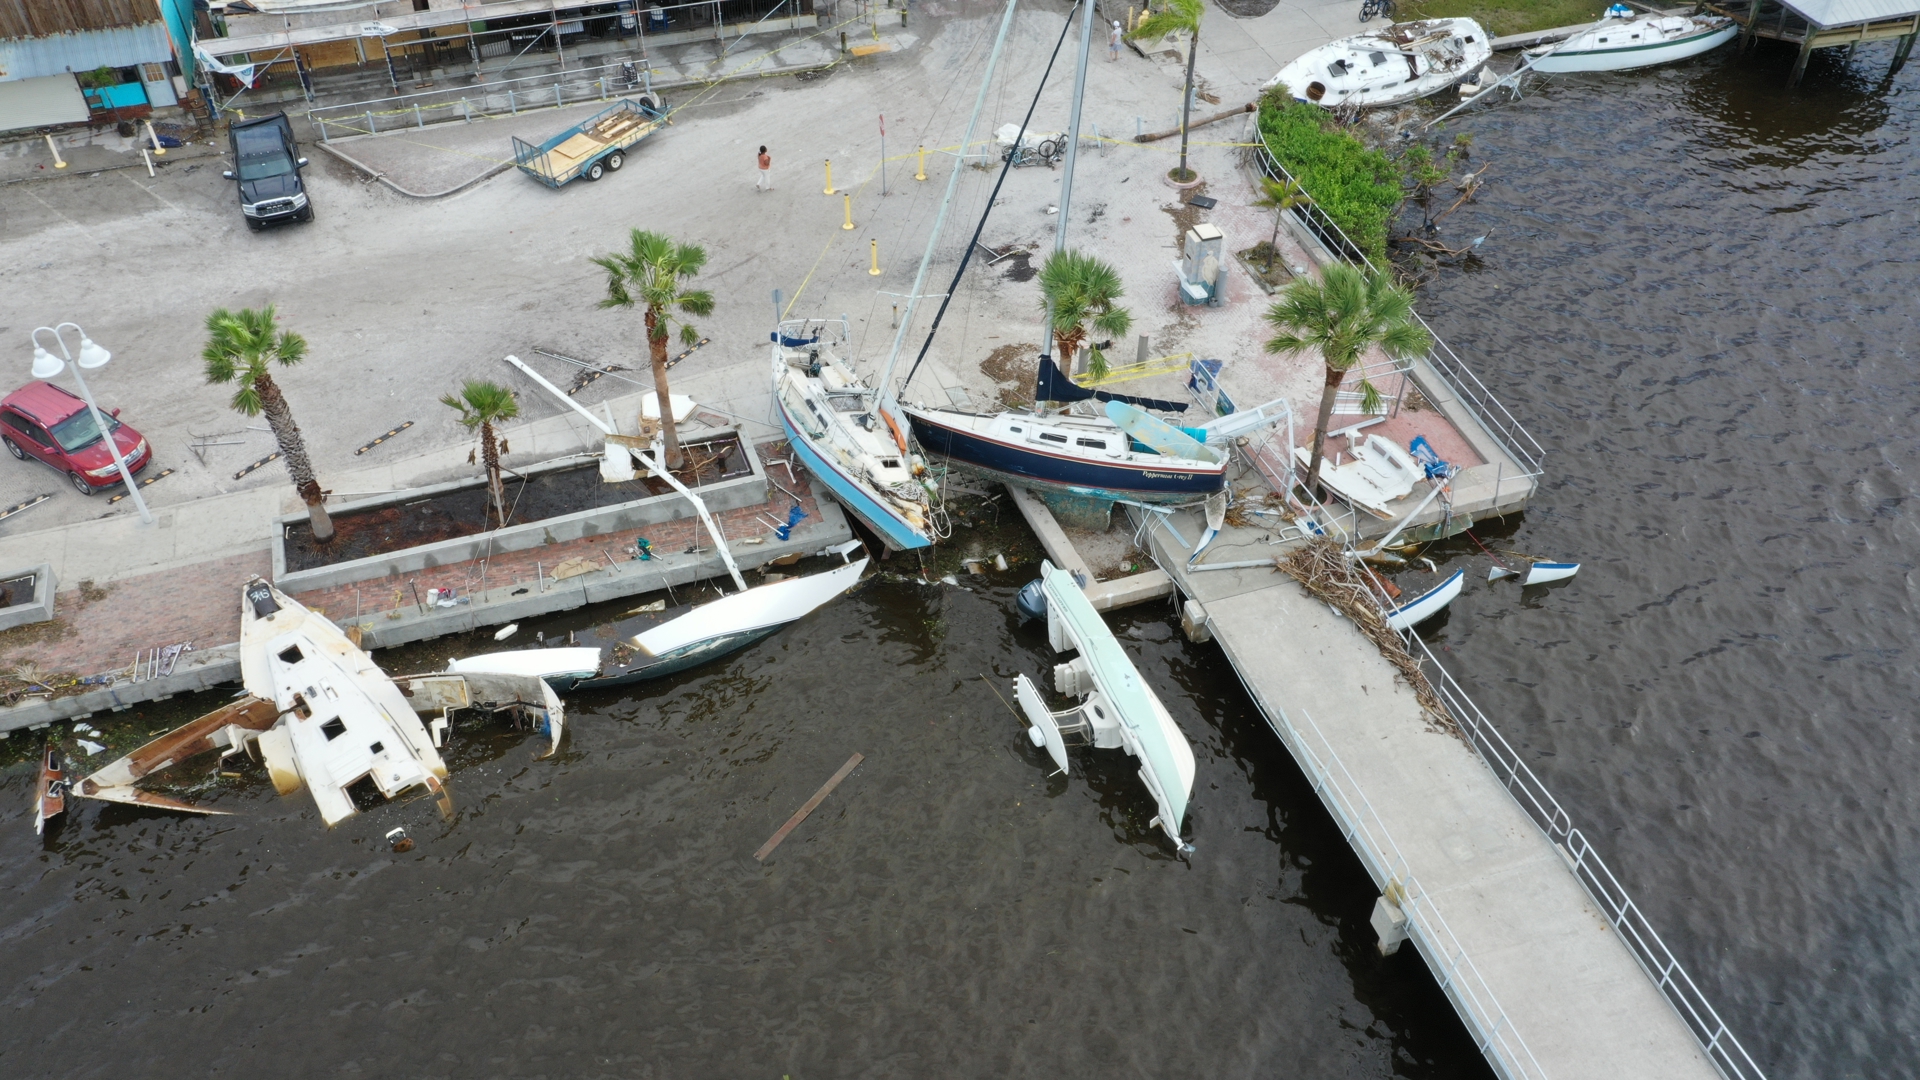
(1255, 94), (1403, 264)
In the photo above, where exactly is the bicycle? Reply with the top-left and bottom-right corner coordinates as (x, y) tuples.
(1359, 0), (1394, 22)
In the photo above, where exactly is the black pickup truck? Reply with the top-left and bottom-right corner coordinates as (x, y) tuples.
(224, 114), (312, 230)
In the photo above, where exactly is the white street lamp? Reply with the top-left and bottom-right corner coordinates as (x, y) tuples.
(28, 323), (152, 524)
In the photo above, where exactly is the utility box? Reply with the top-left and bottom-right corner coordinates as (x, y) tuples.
(1175, 223), (1226, 306)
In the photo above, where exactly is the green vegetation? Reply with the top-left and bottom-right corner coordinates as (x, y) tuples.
(1255, 94), (1403, 264)
(1396, 0), (1606, 38)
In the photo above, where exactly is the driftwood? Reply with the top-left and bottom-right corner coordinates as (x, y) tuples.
(1134, 102), (1255, 143)
(1274, 540), (1461, 740)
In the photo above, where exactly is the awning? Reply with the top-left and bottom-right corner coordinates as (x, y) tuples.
(0, 74), (90, 133)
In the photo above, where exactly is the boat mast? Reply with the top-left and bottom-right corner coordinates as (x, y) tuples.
(875, 0), (1020, 417)
(1034, 0), (1095, 410)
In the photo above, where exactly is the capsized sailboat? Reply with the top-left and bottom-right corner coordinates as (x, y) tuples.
(1013, 560), (1197, 849)
(448, 556), (870, 690)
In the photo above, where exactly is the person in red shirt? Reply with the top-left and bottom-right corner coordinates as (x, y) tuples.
(756, 145), (772, 191)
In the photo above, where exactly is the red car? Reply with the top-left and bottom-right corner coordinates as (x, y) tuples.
(1, 381), (152, 496)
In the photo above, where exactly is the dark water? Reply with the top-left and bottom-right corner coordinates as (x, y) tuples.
(0, 569), (1493, 1078)
(1407, 41), (1920, 1080)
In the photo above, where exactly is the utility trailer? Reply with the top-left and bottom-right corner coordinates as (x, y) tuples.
(512, 94), (667, 188)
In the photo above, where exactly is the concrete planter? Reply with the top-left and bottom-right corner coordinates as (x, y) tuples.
(0, 564), (56, 631)
(272, 435), (770, 594)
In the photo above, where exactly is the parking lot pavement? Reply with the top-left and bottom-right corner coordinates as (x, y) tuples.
(0, 1), (1343, 540)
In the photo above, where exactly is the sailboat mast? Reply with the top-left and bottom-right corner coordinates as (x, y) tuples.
(1035, 0), (1095, 402)
(875, 0), (1020, 416)
(1054, 0), (1094, 255)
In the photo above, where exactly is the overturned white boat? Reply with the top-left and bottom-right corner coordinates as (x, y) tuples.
(238, 578), (454, 827)
(1527, 12), (1734, 73)
(449, 557), (870, 690)
(1266, 18), (1491, 108)
(1386, 568), (1464, 631)
(1013, 560), (1197, 849)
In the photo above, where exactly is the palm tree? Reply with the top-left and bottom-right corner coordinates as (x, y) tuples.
(202, 306), (333, 541)
(441, 380), (520, 531)
(1038, 249), (1132, 381)
(591, 229), (715, 469)
(1263, 263), (1431, 495)
(1128, 0), (1205, 183)
(1253, 175), (1314, 273)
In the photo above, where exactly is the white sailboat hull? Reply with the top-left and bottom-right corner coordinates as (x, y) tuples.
(1530, 18), (1734, 72)
(1267, 18), (1492, 109)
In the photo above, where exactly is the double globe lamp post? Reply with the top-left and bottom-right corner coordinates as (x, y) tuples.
(29, 323), (152, 524)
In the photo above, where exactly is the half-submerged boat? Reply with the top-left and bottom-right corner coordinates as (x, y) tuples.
(1013, 560), (1197, 849)
(1386, 568), (1465, 631)
(449, 556), (870, 690)
(1527, 11), (1734, 72)
(771, 319), (938, 551)
(1265, 18), (1491, 107)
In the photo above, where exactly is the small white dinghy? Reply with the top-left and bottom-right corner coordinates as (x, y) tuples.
(1012, 561), (1197, 850)
(1522, 562), (1580, 585)
(1386, 568), (1465, 631)
(1295, 435), (1424, 519)
(1528, 10), (1735, 73)
(1266, 18), (1492, 109)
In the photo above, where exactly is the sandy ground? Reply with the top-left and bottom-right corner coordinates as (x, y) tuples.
(0, 0), (1355, 537)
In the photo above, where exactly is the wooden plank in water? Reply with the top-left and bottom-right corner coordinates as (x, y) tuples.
(754, 752), (864, 860)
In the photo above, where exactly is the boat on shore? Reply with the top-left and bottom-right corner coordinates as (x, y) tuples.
(772, 319), (937, 552)
(1527, 12), (1735, 72)
(1266, 18), (1491, 108)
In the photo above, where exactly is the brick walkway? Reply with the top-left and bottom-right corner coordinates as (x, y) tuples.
(0, 550), (270, 679)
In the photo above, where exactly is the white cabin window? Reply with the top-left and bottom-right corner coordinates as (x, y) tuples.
(1076, 438), (1107, 449)
(1369, 50), (1387, 64)
(1008, 425), (1023, 433)
(880, 458), (902, 469)
(1038, 432), (1068, 444)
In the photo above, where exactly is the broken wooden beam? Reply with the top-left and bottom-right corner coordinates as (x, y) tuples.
(754, 752), (865, 860)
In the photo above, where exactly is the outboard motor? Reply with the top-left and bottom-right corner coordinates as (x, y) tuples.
(620, 61), (640, 88)
(1015, 578), (1047, 623)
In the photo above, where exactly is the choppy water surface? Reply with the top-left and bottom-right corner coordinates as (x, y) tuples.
(0, 570), (1491, 1078)
(1411, 44), (1920, 1080)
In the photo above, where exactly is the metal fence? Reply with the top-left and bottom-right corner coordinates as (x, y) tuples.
(1246, 110), (1764, 1079)
(1250, 130), (1547, 479)
(309, 59), (656, 141)
(1407, 634), (1768, 1080)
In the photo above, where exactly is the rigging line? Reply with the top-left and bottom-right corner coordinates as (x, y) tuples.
(898, 7), (1076, 395)
(873, 0), (1025, 415)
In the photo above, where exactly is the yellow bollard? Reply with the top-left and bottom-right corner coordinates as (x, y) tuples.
(915, 145), (927, 181)
(842, 193), (855, 230)
(823, 159), (835, 194)
(46, 134), (66, 169)
(869, 239), (882, 276)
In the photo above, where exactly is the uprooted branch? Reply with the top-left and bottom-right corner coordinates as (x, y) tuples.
(1275, 540), (1460, 740)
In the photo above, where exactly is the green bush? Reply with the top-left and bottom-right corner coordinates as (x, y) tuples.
(1255, 94), (1403, 264)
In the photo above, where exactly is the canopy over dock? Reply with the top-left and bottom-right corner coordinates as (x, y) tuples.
(1721, 0), (1920, 84)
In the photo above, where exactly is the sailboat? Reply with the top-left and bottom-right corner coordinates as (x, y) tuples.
(1525, 9), (1734, 72)
(772, 0), (1026, 551)
(771, 318), (937, 551)
(895, 0), (1236, 505)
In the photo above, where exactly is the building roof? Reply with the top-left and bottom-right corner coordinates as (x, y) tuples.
(0, 20), (173, 80)
(0, 0), (162, 41)
(1779, 0), (1920, 26)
